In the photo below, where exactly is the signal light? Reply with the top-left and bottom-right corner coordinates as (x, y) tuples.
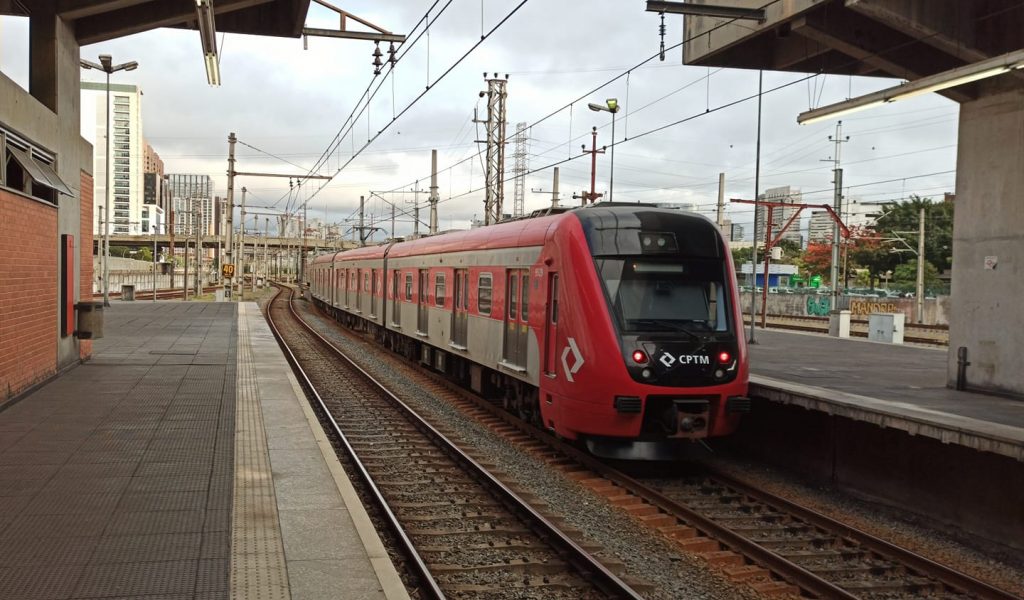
(632, 350), (648, 364)
(717, 351), (732, 364)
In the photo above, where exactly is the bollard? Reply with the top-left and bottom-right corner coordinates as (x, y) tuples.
(956, 346), (970, 391)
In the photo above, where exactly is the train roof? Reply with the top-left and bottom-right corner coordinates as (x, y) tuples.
(315, 204), (720, 264)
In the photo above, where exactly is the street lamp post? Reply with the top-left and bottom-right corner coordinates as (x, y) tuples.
(588, 98), (619, 202)
(80, 54), (138, 307)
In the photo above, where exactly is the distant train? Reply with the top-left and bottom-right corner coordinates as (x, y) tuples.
(308, 203), (749, 459)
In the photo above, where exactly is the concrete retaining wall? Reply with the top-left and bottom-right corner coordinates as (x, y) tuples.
(744, 293), (950, 325)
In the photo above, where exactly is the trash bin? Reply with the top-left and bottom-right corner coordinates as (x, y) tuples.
(75, 301), (104, 340)
(121, 284), (135, 301)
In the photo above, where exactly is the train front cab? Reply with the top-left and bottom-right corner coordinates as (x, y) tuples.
(537, 206), (750, 460)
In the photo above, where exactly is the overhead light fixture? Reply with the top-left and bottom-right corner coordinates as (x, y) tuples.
(798, 48), (1024, 125)
(196, 0), (220, 86)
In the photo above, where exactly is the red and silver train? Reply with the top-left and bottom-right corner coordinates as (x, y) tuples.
(308, 203), (749, 459)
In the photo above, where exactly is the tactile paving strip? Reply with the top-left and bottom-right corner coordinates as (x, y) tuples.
(230, 304), (290, 600)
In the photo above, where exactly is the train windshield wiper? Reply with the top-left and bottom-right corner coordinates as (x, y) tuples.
(627, 319), (702, 341)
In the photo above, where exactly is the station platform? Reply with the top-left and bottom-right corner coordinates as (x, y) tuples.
(746, 329), (1024, 461)
(0, 301), (408, 600)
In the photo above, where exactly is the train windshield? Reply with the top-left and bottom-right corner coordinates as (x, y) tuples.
(596, 258), (731, 334)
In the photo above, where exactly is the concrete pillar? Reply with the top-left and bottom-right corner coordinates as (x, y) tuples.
(949, 86), (1024, 395)
(28, 8), (87, 372)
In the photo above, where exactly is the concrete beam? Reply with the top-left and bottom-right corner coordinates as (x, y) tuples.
(847, 0), (1024, 87)
(28, 3), (59, 112)
(75, 0), (272, 45)
(57, 0), (150, 20)
(792, 11), (974, 103)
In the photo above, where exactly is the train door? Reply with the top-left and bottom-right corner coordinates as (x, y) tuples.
(417, 269), (429, 333)
(543, 273), (559, 376)
(451, 269), (469, 348)
(391, 270), (401, 326)
(370, 269), (378, 318)
(502, 269), (529, 367)
(355, 268), (362, 312)
(344, 269), (350, 308)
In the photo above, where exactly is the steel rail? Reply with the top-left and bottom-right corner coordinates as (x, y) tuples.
(267, 285), (645, 600)
(264, 285), (445, 600)
(406, 363), (1016, 600)
(707, 469), (1021, 600)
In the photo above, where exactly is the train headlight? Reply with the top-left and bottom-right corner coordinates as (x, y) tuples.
(632, 349), (649, 364)
(717, 351), (732, 364)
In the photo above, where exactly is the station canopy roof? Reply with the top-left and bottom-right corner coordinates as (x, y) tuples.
(3, 0), (311, 45)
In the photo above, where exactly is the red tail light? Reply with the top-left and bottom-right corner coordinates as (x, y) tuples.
(718, 351), (732, 363)
(632, 350), (648, 364)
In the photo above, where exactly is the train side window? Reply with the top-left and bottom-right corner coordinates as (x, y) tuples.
(521, 275), (529, 320)
(405, 273), (413, 301)
(478, 274), (492, 316)
(364, 272), (369, 291)
(435, 273), (445, 307)
(551, 275), (559, 324)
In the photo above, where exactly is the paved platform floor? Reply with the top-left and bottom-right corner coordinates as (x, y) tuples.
(748, 329), (1024, 460)
(0, 301), (406, 600)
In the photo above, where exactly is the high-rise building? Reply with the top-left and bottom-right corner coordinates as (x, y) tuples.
(142, 142), (168, 218)
(83, 82), (144, 235)
(167, 174), (215, 236)
(753, 186), (803, 247)
(809, 199), (875, 243)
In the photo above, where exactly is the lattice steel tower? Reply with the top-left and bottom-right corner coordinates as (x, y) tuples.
(476, 73), (508, 225)
(511, 122), (529, 218)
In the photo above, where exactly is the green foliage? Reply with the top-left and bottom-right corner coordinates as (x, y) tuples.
(892, 259), (941, 288)
(731, 246), (753, 266)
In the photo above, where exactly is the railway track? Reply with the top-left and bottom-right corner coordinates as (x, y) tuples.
(265, 285), (643, 600)
(412, 380), (1016, 599)
(289, 293), (1013, 599)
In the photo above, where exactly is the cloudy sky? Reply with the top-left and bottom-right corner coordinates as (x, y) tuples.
(0, 0), (958, 240)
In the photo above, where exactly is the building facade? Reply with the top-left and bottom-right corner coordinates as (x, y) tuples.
(167, 174), (215, 236)
(753, 185), (803, 247)
(82, 82), (144, 236)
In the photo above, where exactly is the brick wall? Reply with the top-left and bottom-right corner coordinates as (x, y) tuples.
(80, 172), (93, 359)
(0, 191), (58, 400)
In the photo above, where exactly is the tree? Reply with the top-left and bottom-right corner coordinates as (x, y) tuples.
(731, 246), (753, 267)
(800, 243), (833, 278)
(870, 195), (953, 274)
(892, 259), (941, 290)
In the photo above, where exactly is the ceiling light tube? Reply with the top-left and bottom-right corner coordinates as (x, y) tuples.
(204, 53), (221, 86)
(798, 99), (888, 125)
(798, 48), (1024, 125)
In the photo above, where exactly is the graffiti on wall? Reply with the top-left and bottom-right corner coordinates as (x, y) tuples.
(848, 299), (903, 317)
(806, 296), (831, 316)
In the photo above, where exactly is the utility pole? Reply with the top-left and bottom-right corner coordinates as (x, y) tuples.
(195, 205), (203, 297)
(531, 167), (561, 210)
(826, 121), (850, 301)
(391, 203), (396, 240)
(429, 149), (440, 234)
(182, 213), (189, 302)
(512, 122), (528, 218)
(263, 217), (269, 287)
(580, 127), (605, 204)
(237, 187), (246, 301)
(716, 172), (726, 228)
(916, 205), (926, 323)
(225, 132), (236, 300)
(749, 71), (763, 344)
(475, 73), (509, 225)
(359, 195), (366, 246)
(168, 205), (175, 290)
(301, 195), (308, 284)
